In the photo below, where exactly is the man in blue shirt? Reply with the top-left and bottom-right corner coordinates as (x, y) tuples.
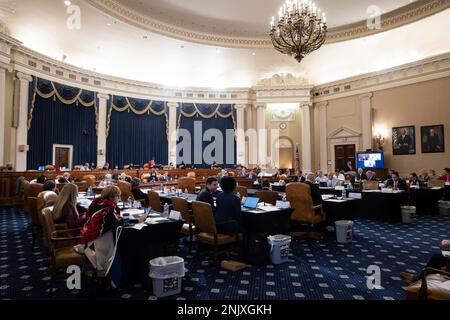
(196, 176), (219, 209)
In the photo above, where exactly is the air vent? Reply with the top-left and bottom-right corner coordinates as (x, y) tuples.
(175, 92), (182, 97)
(197, 94), (205, 98)
(333, 87), (340, 93)
(56, 70), (64, 76)
(209, 94), (215, 99)
(28, 60), (37, 68)
(220, 94), (227, 99)
(94, 80), (101, 86)
(231, 94), (238, 99)
(323, 90), (330, 94)
(344, 85), (351, 90)
(42, 65), (50, 72)
(69, 74), (76, 80)
(186, 93), (193, 98)
(81, 77), (89, 83)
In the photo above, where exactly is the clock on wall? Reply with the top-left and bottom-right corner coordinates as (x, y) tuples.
(279, 122), (288, 130)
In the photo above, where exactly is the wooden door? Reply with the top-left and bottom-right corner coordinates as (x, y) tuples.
(55, 147), (70, 168)
(334, 145), (356, 171)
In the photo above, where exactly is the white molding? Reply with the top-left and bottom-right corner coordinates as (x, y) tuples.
(84, 0), (450, 49)
(328, 127), (363, 171)
(52, 144), (74, 169)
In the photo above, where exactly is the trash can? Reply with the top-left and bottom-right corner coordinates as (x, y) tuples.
(438, 201), (450, 216)
(335, 220), (353, 243)
(149, 256), (186, 298)
(401, 206), (416, 224)
(267, 235), (291, 265)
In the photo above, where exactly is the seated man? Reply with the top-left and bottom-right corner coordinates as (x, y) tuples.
(130, 178), (149, 206)
(366, 170), (377, 181)
(160, 171), (171, 181)
(409, 172), (423, 187)
(325, 172), (340, 188)
(385, 171), (407, 190)
(148, 169), (159, 182)
(215, 176), (243, 235)
(58, 172), (72, 184)
(356, 168), (367, 181)
(100, 173), (113, 186)
(314, 171), (327, 184)
(196, 176), (219, 210)
(296, 170), (306, 183)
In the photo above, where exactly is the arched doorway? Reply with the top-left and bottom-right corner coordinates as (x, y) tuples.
(272, 136), (295, 169)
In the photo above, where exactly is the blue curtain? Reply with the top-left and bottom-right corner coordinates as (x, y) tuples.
(27, 82), (97, 170)
(106, 97), (168, 168)
(177, 104), (236, 168)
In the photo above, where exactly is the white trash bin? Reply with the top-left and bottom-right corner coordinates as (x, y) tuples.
(335, 220), (353, 243)
(438, 201), (450, 216)
(149, 256), (186, 298)
(267, 235), (291, 265)
(401, 206), (416, 224)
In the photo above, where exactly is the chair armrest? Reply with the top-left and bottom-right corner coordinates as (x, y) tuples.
(418, 267), (450, 299)
(312, 205), (322, 210)
(54, 223), (68, 230)
(51, 228), (82, 240)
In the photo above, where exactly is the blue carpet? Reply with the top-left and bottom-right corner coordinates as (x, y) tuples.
(1, 206), (448, 300)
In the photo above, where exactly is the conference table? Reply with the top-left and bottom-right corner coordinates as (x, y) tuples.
(409, 187), (445, 215)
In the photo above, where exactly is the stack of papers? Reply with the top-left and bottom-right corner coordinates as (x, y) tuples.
(145, 217), (170, 224)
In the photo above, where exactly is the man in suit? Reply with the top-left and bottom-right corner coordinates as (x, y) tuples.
(397, 128), (411, 154)
(305, 173), (323, 207)
(326, 172), (340, 188)
(196, 176), (219, 209)
(366, 170), (377, 181)
(344, 161), (355, 172)
(385, 171), (407, 190)
(426, 128), (441, 152)
(409, 172), (423, 187)
(356, 168), (367, 181)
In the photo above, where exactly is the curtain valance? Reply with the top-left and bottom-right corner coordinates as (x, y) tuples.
(177, 103), (236, 130)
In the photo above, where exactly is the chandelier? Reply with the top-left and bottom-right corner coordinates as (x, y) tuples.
(270, 0), (327, 63)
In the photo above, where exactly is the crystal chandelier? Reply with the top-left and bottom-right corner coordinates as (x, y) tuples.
(270, 0), (327, 63)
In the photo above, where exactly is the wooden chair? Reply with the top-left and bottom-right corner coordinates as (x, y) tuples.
(428, 180), (445, 188)
(147, 190), (163, 212)
(178, 177), (196, 194)
(235, 186), (248, 198)
(83, 175), (96, 188)
(255, 190), (278, 205)
(117, 180), (133, 204)
(191, 201), (242, 261)
(286, 183), (326, 239)
(172, 197), (196, 252)
(40, 207), (85, 296)
(363, 180), (379, 190)
(24, 183), (44, 214)
(29, 197), (45, 250)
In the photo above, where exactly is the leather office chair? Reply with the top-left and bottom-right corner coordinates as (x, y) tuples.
(40, 207), (85, 296)
(235, 186), (248, 198)
(363, 180), (379, 190)
(428, 180), (445, 188)
(29, 197), (45, 250)
(405, 268), (450, 300)
(172, 196), (196, 252)
(286, 182), (326, 239)
(24, 183), (44, 214)
(178, 177), (196, 194)
(117, 180), (133, 203)
(191, 201), (242, 261)
(21, 180), (30, 210)
(255, 190), (278, 205)
(83, 175), (96, 188)
(147, 190), (163, 212)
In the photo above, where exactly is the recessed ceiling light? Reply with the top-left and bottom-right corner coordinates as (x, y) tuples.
(64, 0), (71, 6)
(216, 48), (221, 54)
(106, 23), (111, 26)
(252, 52), (256, 56)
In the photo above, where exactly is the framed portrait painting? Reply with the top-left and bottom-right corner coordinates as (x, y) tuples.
(421, 125), (445, 153)
(392, 126), (416, 155)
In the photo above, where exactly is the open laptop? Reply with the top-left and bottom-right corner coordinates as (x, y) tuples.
(242, 197), (260, 212)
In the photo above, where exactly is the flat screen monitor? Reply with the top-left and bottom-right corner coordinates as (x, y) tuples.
(356, 152), (385, 169)
(243, 197), (260, 209)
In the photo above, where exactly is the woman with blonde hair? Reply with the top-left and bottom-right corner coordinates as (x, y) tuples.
(52, 183), (86, 228)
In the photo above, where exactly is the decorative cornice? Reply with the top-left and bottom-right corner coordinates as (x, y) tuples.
(0, 61), (12, 72)
(97, 93), (110, 101)
(167, 102), (179, 109)
(84, 0), (450, 49)
(16, 71), (32, 82)
(358, 93), (373, 101)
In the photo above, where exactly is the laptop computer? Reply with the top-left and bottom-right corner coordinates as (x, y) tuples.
(242, 197), (260, 210)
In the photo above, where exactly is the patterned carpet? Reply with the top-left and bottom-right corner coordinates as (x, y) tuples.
(1, 206), (448, 300)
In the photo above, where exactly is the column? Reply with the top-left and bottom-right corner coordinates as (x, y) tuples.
(234, 104), (247, 166)
(360, 93), (374, 151)
(0, 63), (9, 165)
(167, 102), (179, 165)
(15, 72), (32, 171)
(301, 103), (312, 173)
(256, 104), (267, 167)
(317, 101), (329, 173)
(97, 93), (109, 166)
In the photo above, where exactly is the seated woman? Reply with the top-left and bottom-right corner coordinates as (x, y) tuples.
(438, 168), (450, 182)
(130, 178), (149, 206)
(215, 176), (244, 236)
(52, 183), (86, 229)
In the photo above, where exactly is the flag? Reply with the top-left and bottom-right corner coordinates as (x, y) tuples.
(294, 145), (300, 172)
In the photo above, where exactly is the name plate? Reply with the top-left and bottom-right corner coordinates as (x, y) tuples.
(381, 188), (393, 193)
(276, 200), (291, 209)
(334, 186), (345, 191)
(169, 210), (182, 220)
(446, 182), (450, 186)
(348, 192), (362, 199)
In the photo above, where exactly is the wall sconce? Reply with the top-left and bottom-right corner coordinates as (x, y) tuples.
(98, 149), (104, 155)
(18, 145), (29, 152)
(373, 126), (387, 151)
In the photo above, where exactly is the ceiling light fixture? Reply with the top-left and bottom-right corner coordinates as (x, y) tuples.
(270, 0), (327, 63)
(64, 0), (71, 6)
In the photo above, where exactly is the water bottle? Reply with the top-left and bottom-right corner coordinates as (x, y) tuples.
(127, 196), (132, 209)
(236, 192), (241, 199)
(160, 183), (164, 191)
(122, 213), (130, 226)
(163, 202), (170, 218)
(87, 185), (92, 196)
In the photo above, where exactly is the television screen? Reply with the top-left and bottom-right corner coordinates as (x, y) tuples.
(356, 152), (385, 169)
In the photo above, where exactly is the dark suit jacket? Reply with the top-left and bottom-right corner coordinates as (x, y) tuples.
(409, 179), (423, 187)
(344, 165), (355, 172)
(305, 181), (323, 206)
(215, 192), (243, 232)
(131, 188), (149, 206)
(385, 178), (407, 190)
(196, 188), (215, 209)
